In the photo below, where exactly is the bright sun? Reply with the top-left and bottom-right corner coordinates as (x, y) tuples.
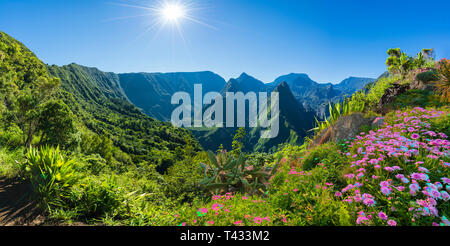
(111, 0), (215, 40)
(161, 4), (186, 22)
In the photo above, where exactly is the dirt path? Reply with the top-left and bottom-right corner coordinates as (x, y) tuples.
(0, 178), (45, 226)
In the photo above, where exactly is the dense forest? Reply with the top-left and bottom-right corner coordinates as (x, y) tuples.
(0, 30), (449, 226)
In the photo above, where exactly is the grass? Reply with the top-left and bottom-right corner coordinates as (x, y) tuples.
(0, 147), (25, 179)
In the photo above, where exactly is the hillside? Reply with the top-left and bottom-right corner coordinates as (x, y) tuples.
(0, 29), (202, 208)
(190, 73), (374, 152)
(268, 74), (376, 117)
(172, 48), (450, 226)
(1, 30), (448, 227)
(222, 72), (375, 118)
(114, 69), (374, 121)
(221, 73), (269, 94)
(252, 81), (316, 151)
(49, 63), (128, 103)
(192, 81), (316, 153)
(46, 63), (199, 172)
(119, 71), (227, 121)
(41, 64), (373, 153)
(335, 76), (377, 94)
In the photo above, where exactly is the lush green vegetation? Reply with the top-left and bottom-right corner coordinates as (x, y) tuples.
(191, 81), (317, 154)
(0, 31), (204, 224)
(47, 64), (201, 173)
(312, 97), (366, 134)
(312, 48), (444, 138)
(1, 31), (449, 226)
(199, 149), (281, 195)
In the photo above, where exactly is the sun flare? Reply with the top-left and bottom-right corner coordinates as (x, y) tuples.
(108, 0), (216, 42)
(161, 3), (186, 22)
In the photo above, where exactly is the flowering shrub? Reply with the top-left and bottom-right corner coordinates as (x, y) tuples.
(173, 107), (449, 227)
(174, 193), (285, 226)
(269, 161), (352, 226)
(340, 107), (449, 226)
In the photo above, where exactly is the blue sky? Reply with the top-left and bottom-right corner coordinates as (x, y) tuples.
(1, 0), (449, 84)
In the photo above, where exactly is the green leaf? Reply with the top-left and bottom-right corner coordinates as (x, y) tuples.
(207, 151), (219, 168)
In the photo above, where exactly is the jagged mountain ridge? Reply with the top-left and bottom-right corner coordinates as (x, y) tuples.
(46, 64), (374, 122)
(0, 30), (199, 173)
(118, 71), (227, 121)
(44, 64), (374, 152)
(222, 72), (375, 118)
(45, 63), (200, 172)
(191, 81), (316, 152)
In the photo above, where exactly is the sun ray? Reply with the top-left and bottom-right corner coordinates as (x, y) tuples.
(112, 1), (216, 28)
(131, 19), (164, 43)
(183, 15), (218, 30)
(174, 20), (188, 47)
(101, 13), (154, 23)
(107, 2), (159, 12)
(108, 0), (217, 51)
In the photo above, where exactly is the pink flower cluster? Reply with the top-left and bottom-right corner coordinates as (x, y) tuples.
(340, 107), (449, 226)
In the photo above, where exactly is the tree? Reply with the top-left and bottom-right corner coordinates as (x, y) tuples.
(16, 77), (60, 147)
(164, 136), (205, 202)
(386, 48), (412, 75)
(0, 32), (61, 147)
(38, 99), (76, 148)
(386, 48), (436, 76)
(421, 48), (435, 60)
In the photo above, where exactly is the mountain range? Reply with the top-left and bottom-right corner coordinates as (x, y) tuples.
(118, 71), (226, 121)
(66, 66), (374, 121)
(45, 63), (200, 172)
(44, 63), (374, 152)
(190, 81), (317, 152)
(0, 30), (199, 174)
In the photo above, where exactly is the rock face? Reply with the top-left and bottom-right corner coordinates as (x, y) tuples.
(378, 83), (410, 110)
(372, 117), (385, 128)
(375, 79), (436, 115)
(310, 113), (379, 148)
(409, 79), (435, 91)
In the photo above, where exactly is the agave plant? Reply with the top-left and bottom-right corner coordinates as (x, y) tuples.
(25, 145), (78, 209)
(199, 151), (281, 195)
(348, 96), (366, 114)
(311, 97), (366, 135)
(328, 101), (342, 123)
(311, 116), (328, 134)
(434, 58), (450, 103)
